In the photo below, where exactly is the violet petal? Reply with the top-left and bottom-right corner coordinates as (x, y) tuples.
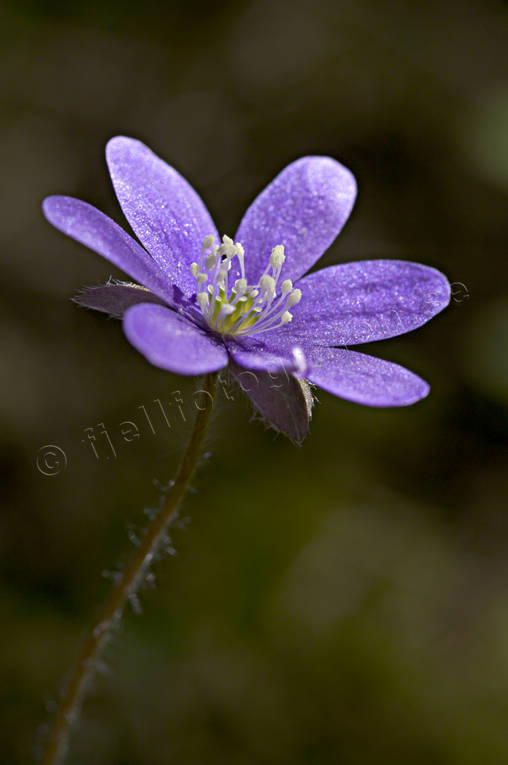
(234, 156), (356, 284)
(288, 260), (451, 345)
(225, 336), (298, 374)
(305, 346), (430, 407)
(229, 362), (313, 444)
(106, 136), (218, 296)
(123, 303), (228, 375)
(74, 281), (167, 317)
(42, 196), (175, 305)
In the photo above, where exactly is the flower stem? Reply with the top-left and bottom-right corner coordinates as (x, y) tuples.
(41, 371), (220, 765)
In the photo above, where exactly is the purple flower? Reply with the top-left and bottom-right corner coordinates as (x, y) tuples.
(43, 137), (450, 442)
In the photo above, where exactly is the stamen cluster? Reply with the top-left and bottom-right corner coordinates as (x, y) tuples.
(190, 235), (302, 336)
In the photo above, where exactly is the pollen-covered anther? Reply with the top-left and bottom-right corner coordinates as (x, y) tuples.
(197, 293), (208, 310)
(191, 234), (303, 336)
(205, 252), (218, 271)
(270, 245), (286, 270)
(234, 278), (247, 295)
(202, 234), (215, 250)
(259, 274), (276, 301)
(286, 288), (302, 307)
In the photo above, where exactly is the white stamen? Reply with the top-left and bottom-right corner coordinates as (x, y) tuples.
(270, 245), (285, 270)
(286, 288), (302, 307)
(220, 235), (236, 259)
(191, 234), (303, 337)
(199, 236), (214, 270)
(197, 293), (209, 310)
(259, 274), (276, 299)
(205, 253), (218, 271)
(234, 278), (247, 294)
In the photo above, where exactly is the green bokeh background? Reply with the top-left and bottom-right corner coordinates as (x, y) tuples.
(1, 1), (507, 762)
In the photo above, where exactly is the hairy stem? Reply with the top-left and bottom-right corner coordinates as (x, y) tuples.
(41, 372), (219, 765)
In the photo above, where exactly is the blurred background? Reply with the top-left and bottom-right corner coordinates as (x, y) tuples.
(1, 0), (508, 762)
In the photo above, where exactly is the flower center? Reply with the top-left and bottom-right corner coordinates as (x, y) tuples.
(190, 235), (302, 336)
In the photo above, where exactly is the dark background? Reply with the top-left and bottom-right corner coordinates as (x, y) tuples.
(2, 1), (508, 763)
